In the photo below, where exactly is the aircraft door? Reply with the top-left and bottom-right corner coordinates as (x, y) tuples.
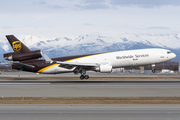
(159, 51), (165, 62)
(133, 55), (138, 61)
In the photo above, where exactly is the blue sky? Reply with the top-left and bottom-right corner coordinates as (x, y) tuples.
(0, 0), (180, 38)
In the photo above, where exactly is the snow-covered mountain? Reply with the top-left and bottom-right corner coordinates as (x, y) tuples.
(1, 33), (180, 60)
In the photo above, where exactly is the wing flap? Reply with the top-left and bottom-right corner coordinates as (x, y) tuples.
(57, 61), (98, 67)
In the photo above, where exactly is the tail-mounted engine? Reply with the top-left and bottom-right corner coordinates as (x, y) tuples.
(4, 50), (42, 61)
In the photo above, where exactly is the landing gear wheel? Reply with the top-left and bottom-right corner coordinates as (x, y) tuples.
(85, 75), (89, 79)
(152, 68), (155, 73)
(80, 75), (85, 80)
(79, 69), (89, 80)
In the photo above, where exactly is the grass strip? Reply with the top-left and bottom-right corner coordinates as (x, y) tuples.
(0, 97), (180, 104)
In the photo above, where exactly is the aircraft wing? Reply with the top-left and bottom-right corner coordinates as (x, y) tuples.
(57, 61), (98, 66)
(43, 54), (98, 69)
(57, 61), (98, 69)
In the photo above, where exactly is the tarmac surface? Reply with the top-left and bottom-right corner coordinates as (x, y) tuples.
(0, 72), (180, 97)
(0, 104), (180, 120)
(1, 72), (180, 119)
(0, 80), (180, 97)
(1, 71), (180, 78)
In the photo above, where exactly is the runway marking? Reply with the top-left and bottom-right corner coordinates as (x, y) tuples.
(0, 83), (179, 87)
(0, 83), (50, 85)
(48, 84), (180, 87)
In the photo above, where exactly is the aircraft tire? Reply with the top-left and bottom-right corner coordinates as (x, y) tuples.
(85, 75), (89, 79)
(80, 75), (85, 80)
(152, 69), (155, 73)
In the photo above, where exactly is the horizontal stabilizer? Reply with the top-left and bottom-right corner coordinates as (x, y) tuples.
(13, 61), (35, 68)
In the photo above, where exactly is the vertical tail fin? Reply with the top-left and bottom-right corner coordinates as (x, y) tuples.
(4, 35), (42, 61)
(6, 35), (31, 53)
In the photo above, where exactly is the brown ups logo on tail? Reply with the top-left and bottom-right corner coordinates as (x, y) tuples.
(12, 41), (21, 51)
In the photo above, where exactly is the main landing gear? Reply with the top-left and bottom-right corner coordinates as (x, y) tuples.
(80, 75), (89, 80)
(80, 68), (89, 80)
(74, 67), (90, 80)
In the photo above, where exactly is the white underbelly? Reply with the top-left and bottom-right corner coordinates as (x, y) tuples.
(38, 64), (74, 74)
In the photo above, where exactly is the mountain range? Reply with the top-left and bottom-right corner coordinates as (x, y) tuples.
(0, 33), (180, 61)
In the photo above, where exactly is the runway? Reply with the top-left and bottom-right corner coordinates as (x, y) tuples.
(0, 104), (180, 120)
(1, 73), (180, 119)
(1, 71), (180, 78)
(0, 81), (180, 97)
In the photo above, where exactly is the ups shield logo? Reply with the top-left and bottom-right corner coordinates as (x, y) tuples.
(12, 41), (21, 51)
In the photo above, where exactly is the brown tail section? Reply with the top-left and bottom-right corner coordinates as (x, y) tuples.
(4, 35), (42, 61)
(6, 35), (31, 53)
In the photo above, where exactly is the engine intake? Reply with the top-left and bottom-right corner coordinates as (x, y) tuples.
(4, 50), (42, 61)
(96, 64), (112, 73)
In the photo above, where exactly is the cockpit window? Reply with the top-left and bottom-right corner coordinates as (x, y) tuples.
(167, 51), (171, 54)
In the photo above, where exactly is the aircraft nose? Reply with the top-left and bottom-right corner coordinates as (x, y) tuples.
(172, 53), (176, 59)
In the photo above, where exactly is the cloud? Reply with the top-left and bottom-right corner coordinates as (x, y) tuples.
(110, 0), (180, 8)
(32, 1), (46, 6)
(76, 4), (109, 10)
(1, 26), (21, 29)
(84, 23), (93, 26)
(147, 26), (170, 29)
(82, 0), (107, 4)
(32, 1), (64, 10)
(38, 1), (46, 5)
(48, 5), (64, 9)
(75, 0), (110, 10)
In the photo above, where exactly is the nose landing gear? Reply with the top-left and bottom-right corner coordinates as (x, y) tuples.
(151, 64), (156, 73)
(152, 68), (155, 73)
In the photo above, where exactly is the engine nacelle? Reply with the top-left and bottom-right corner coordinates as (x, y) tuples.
(97, 64), (112, 73)
(4, 50), (42, 61)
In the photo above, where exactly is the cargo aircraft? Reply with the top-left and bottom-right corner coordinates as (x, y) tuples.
(4, 35), (176, 79)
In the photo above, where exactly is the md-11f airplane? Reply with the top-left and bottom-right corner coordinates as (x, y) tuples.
(4, 35), (176, 79)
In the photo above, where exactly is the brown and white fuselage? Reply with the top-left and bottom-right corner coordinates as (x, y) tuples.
(4, 35), (176, 79)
